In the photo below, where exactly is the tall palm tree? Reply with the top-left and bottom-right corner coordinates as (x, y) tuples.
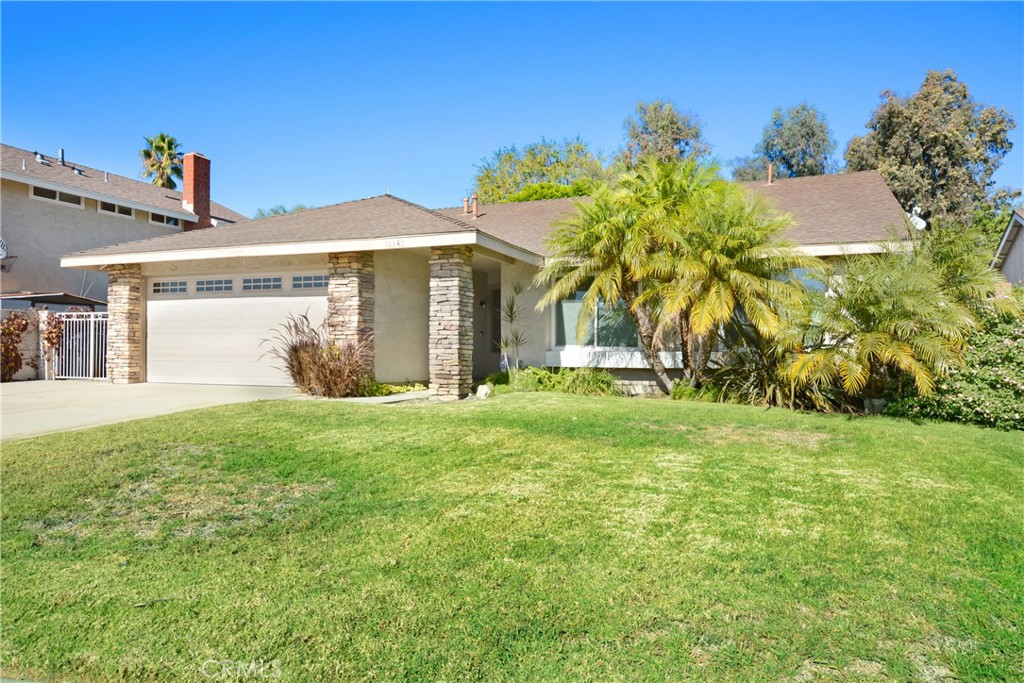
(140, 133), (183, 189)
(639, 182), (824, 385)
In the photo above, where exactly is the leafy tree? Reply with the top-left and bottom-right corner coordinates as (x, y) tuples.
(140, 133), (183, 190)
(255, 204), (308, 219)
(505, 180), (594, 203)
(844, 70), (1016, 222)
(732, 103), (836, 181)
(622, 100), (710, 165)
(969, 188), (1022, 254)
(472, 137), (603, 204)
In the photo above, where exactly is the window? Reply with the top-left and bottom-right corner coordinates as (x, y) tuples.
(554, 292), (639, 348)
(150, 212), (181, 227)
(30, 185), (83, 208)
(98, 201), (134, 219)
(291, 274), (329, 289)
(242, 276), (282, 291)
(152, 281), (187, 294)
(196, 278), (233, 293)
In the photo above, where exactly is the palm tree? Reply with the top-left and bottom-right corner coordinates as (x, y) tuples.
(140, 133), (183, 189)
(536, 157), (722, 393)
(639, 182), (824, 386)
(785, 245), (976, 401)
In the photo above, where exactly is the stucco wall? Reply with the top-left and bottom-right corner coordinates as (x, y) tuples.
(500, 262), (548, 368)
(1002, 229), (1023, 285)
(1, 178), (178, 298)
(374, 250), (429, 383)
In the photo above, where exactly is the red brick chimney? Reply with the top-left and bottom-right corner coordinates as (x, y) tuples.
(182, 152), (211, 231)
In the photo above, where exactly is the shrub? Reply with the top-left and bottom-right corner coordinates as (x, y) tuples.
(561, 367), (620, 396)
(1, 311), (31, 382)
(507, 366), (621, 397)
(484, 371), (510, 386)
(263, 313), (375, 398)
(886, 290), (1024, 431)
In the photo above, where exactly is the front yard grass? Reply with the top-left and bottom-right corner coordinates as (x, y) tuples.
(2, 394), (1021, 682)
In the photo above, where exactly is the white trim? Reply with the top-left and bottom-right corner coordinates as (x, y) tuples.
(97, 200), (136, 220)
(795, 242), (890, 256)
(2, 170), (196, 222)
(29, 184), (84, 209)
(991, 212), (1023, 269)
(545, 347), (685, 369)
(62, 230), (544, 269)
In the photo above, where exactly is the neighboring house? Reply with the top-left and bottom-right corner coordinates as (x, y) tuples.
(0, 143), (246, 307)
(992, 208), (1024, 285)
(62, 170), (907, 399)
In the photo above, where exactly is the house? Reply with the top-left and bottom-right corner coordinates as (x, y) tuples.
(992, 208), (1024, 285)
(61, 170), (908, 399)
(0, 143), (246, 307)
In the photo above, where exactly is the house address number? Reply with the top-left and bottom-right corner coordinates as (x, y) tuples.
(384, 239), (405, 248)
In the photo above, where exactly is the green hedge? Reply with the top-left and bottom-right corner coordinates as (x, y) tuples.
(887, 291), (1024, 431)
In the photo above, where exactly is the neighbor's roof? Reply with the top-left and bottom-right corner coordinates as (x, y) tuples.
(1, 143), (247, 224)
(0, 291), (107, 307)
(991, 207), (1024, 269)
(435, 170), (909, 255)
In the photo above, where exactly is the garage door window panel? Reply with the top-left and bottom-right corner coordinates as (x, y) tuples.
(242, 277), (283, 292)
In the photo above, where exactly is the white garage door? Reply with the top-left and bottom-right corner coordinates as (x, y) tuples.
(146, 274), (329, 386)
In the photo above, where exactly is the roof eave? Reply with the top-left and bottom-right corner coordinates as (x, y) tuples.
(1, 170), (197, 222)
(61, 230), (544, 270)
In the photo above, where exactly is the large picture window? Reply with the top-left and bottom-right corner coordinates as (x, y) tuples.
(554, 292), (638, 348)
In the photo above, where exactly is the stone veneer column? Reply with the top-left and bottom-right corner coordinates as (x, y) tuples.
(327, 252), (375, 359)
(107, 263), (143, 384)
(429, 246), (474, 400)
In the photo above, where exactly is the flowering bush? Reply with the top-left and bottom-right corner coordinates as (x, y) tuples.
(886, 289), (1024, 431)
(1, 311), (31, 382)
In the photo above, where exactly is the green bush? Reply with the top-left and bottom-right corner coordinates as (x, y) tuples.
(670, 381), (721, 402)
(561, 367), (620, 396)
(507, 367), (621, 397)
(484, 371), (510, 386)
(886, 291), (1024, 431)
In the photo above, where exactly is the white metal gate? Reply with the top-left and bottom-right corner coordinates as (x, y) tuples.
(52, 312), (108, 379)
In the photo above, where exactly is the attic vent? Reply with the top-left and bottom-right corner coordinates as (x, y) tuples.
(73, 167), (83, 176)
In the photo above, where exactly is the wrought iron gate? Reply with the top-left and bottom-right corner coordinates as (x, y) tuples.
(52, 312), (108, 379)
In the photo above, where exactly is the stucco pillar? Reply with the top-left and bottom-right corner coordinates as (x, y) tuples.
(106, 263), (143, 384)
(429, 246), (474, 400)
(328, 252), (375, 360)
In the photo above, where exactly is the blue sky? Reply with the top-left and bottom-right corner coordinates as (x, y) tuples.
(2, 2), (1021, 218)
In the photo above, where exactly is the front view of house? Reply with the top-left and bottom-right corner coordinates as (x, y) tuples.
(62, 171), (907, 399)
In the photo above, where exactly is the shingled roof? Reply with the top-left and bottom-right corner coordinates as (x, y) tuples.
(63, 170), (907, 264)
(64, 195), (487, 259)
(436, 170), (908, 255)
(1, 143), (247, 224)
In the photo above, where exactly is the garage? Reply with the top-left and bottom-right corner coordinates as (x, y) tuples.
(145, 272), (328, 386)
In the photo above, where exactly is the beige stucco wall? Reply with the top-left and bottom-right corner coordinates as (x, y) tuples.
(1, 178), (179, 298)
(500, 262), (549, 368)
(1002, 229), (1023, 285)
(374, 250), (430, 383)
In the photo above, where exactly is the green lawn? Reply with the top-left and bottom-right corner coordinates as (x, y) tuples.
(2, 394), (1021, 682)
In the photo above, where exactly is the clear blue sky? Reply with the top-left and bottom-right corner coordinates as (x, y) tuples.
(2, 2), (1021, 218)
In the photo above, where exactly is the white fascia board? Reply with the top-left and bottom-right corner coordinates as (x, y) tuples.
(1, 170), (196, 222)
(61, 230), (544, 269)
(546, 347), (685, 369)
(796, 242), (891, 256)
(991, 214), (1023, 269)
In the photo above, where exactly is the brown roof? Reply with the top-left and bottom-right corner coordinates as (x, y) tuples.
(437, 170), (908, 255)
(64, 170), (907, 262)
(1, 143), (247, 224)
(65, 195), (480, 258)
(740, 170), (908, 246)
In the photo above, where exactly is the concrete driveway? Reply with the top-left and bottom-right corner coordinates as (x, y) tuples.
(1, 381), (295, 441)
